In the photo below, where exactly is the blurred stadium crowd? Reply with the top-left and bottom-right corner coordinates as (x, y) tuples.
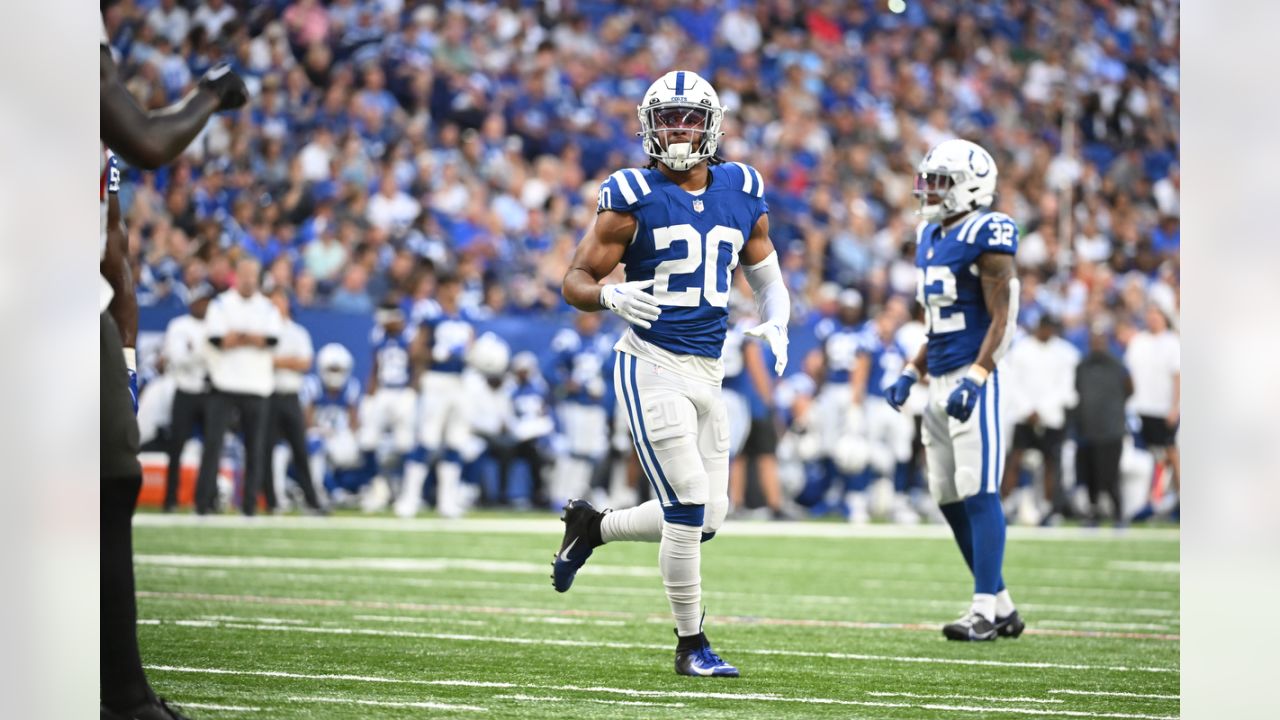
(108, 0), (1180, 524)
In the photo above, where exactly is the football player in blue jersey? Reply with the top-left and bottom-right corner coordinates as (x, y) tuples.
(551, 313), (617, 507)
(885, 139), (1025, 641)
(302, 344), (366, 505)
(553, 71), (792, 678)
(397, 274), (477, 518)
(811, 289), (872, 520)
(359, 299), (419, 505)
(853, 298), (918, 524)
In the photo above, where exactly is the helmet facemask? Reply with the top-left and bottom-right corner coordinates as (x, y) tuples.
(913, 169), (966, 222)
(638, 102), (723, 172)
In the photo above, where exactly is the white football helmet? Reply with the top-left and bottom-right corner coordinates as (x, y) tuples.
(317, 343), (354, 390)
(637, 70), (725, 172)
(467, 332), (510, 379)
(914, 139), (998, 222)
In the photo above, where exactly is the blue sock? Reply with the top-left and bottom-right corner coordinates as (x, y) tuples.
(893, 462), (911, 493)
(846, 469), (873, 493)
(964, 493), (1007, 596)
(941, 500), (1006, 592)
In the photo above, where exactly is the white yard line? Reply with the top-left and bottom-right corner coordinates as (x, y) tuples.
(175, 703), (261, 712)
(867, 691), (1064, 704)
(285, 695), (486, 711)
(495, 693), (686, 708)
(148, 666), (1176, 719)
(134, 513), (1180, 542)
(143, 620), (1178, 673)
(1049, 689), (1180, 700)
(135, 553), (658, 578)
(137, 590), (1181, 641)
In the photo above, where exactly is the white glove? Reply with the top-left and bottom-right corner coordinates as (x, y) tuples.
(600, 279), (662, 329)
(744, 320), (789, 376)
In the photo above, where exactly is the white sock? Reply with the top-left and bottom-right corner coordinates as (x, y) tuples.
(660, 521), (703, 637)
(972, 593), (997, 623)
(996, 589), (1015, 618)
(396, 460), (428, 516)
(436, 461), (463, 518)
(601, 499), (664, 543)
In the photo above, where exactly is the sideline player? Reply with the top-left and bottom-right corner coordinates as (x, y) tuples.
(885, 139), (1025, 641)
(100, 21), (247, 719)
(553, 71), (791, 677)
(360, 299), (418, 502)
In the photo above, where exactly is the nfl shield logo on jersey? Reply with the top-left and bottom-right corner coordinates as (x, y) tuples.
(692, 198), (704, 213)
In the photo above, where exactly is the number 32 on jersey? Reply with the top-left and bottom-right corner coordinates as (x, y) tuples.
(651, 224), (744, 308)
(918, 265), (966, 334)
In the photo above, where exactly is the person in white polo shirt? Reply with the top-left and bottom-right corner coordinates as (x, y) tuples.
(266, 288), (327, 514)
(161, 281), (215, 512)
(197, 258), (284, 515)
(1125, 303), (1181, 510)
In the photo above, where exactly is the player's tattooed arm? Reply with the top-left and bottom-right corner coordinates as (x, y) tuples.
(974, 252), (1019, 374)
(562, 211), (638, 311)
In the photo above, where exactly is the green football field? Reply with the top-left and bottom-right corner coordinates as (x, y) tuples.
(132, 513), (1179, 719)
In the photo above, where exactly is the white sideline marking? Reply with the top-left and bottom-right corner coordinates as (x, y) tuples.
(140, 568), (1180, 621)
(137, 591), (1180, 641)
(133, 513), (1180, 541)
(868, 691), (1064, 704)
(1106, 561), (1181, 573)
(148, 666), (1177, 719)
(136, 553), (658, 578)
(354, 614), (488, 627)
(177, 703), (261, 712)
(145, 621), (1178, 673)
(495, 694), (686, 708)
(1038, 620), (1173, 632)
(1050, 690), (1180, 701)
(286, 695), (486, 711)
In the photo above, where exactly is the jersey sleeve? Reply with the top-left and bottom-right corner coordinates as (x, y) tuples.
(725, 162), (769, 216)
(344, 379), (363, 405)
(300, 375), (320, 407)
(967, 212), (1019, 256)
(596, 168), (653, 214)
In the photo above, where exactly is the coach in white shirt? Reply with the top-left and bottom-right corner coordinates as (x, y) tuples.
(1002, 316), (1080, 523)
(266, 289), (326, 514)
(196, 258), (283, 516)
(161, 282), (215, 512)
(1125, 304), (1181, 493)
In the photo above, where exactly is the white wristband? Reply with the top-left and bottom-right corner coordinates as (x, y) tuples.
(123, 347), (137, 372)
(965, 365), (989, 385)
(903, 365), (920, 381)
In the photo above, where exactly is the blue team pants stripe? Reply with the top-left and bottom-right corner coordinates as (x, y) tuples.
(675, 71), (685, 96)
(616, 354), (665, 504)
(993, 370), (1003, 492)
(629, 355), (680, 504)
(979, 376), (989, 495)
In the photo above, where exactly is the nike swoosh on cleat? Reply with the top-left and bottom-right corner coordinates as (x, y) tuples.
(557, 537), (579, 563)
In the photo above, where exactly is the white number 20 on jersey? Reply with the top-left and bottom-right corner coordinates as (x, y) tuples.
(651, 224), (745, 308)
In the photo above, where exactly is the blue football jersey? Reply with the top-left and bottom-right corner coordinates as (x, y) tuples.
(424, 311), (476, 374)
(815, 318), (864, 385)
(552, 328), (615, 407)
(858, 329), (908, 400)
(915, 211), (1019, 375)
(599, 162), (769, 358)
(301, 374), (362, 433)
(370, 325), (415, 389)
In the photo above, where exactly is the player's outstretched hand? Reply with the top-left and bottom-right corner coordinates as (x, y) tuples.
(885, 368), (917, 412)
(200, 63), (249, 111)
(127, 368), (139, 416)
(945, 376), (982, 422)
(744, 321), (789, 376)
(600, 279), (662, 329)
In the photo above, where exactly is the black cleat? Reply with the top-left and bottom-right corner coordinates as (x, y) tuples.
(551, 499), (605, 593)
(995, 609), (1026, 638)
(943, 611), (998, 641)
(101, 697), (193, 720)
